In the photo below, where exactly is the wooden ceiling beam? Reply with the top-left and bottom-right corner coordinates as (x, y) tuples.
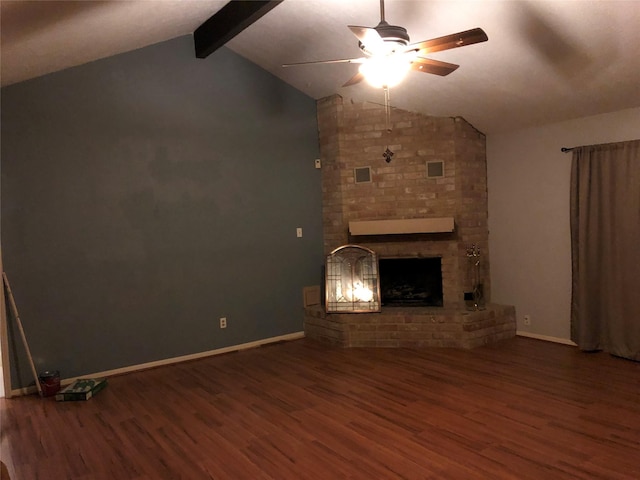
(194, 0), (283, 59)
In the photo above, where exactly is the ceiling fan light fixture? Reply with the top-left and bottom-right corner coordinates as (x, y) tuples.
(359, 54), (413, 88)
(282, 0), (487, 89)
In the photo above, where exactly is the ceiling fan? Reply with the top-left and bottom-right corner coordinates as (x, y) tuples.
(283, 0), (488, 89)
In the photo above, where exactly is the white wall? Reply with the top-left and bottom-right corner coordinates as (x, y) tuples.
(487, 107), (640, 342)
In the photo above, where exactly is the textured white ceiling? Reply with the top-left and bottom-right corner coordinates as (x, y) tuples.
(2, 0), (639, 134)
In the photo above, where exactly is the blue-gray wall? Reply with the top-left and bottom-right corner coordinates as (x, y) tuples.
(1, 35), (323, 389)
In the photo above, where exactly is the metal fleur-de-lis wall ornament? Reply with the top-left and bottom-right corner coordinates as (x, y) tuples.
(383, 148), (394, 163)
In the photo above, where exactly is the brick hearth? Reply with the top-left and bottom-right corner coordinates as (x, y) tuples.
(305, 94), (516, 348)
(304, 304), (516, 349)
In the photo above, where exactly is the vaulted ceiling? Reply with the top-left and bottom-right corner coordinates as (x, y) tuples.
(2, 0), (639, 134)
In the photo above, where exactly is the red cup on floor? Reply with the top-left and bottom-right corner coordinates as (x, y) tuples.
(38, 371), (61, 397)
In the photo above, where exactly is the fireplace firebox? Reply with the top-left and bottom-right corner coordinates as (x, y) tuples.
(379, 257), (443, 307)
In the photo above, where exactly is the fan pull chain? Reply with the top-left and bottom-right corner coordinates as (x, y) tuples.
(384, 85), (391, 132)
(383, 85), (394, 163)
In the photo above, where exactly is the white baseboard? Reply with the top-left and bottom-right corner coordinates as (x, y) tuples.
(10, 331), (305, 397)
(516, 331), (577, 346)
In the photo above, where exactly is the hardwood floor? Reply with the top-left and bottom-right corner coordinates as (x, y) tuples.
(1, 337), (639, 479)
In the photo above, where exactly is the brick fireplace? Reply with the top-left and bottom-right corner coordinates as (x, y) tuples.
(304, 95), (515, 348)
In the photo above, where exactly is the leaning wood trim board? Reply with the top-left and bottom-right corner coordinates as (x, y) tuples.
(0, 252), (12, 398)
(349, 217), (455, 235)
(3, 273), (42, 396)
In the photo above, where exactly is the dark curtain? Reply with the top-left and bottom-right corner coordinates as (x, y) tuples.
(570, 139), (640, 360)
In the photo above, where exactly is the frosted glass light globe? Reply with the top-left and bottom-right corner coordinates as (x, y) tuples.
(359, 54), (412, 88)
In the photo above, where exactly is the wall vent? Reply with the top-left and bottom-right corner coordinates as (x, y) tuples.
(426, 160), (445, 178)
(354, 167), (372, 184)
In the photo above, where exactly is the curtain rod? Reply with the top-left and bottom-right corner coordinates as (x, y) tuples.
(561, 147), (575, 152)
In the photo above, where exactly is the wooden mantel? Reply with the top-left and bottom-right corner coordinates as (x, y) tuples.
(348, 217), (455, 236)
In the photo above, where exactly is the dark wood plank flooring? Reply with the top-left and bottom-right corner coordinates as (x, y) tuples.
(1, 337), (639, 479)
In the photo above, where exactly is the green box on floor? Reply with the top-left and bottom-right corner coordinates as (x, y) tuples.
(55, 378), (107, 401)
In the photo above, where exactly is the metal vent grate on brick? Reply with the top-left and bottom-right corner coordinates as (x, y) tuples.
(325, 245), (381, 313)
(426, 160), (445, 178)
(354, 167), (372, 184)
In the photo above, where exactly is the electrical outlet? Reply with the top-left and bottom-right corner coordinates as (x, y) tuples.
(523, 315), (531, 326)
(296, 227), (303, 238)
(314, 159), (321, 169)
(219, 317), (227, 329)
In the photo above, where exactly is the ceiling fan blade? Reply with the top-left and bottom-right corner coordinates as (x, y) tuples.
(283, 58), (366, 67)
(348, 25), (385, 52)
(406, 27), (488, 55)
(411, 57), (459, 76)
(342, 71), (365, 87)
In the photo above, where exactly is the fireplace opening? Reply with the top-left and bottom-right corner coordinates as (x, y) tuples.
(379, 257), (443, 307)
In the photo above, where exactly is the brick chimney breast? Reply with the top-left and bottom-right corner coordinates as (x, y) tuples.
(317, 95), (490, 308)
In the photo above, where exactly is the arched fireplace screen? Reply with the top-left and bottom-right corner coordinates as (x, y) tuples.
(325, 245), (381, 313)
